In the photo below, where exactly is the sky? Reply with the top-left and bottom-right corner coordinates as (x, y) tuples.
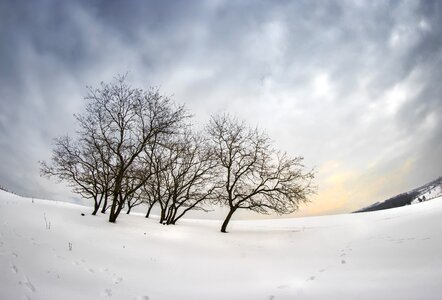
(0, 0), (441, 217)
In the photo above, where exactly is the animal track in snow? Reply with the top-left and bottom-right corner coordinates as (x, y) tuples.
(341, 260), (346, 264)
(114, 276), (123, 284)
(11, 263), (18, 273)
(102, 288), (112, 297)
(19, 276), (36, 293)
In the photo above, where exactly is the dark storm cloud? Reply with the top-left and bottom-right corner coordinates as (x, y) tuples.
(0, 0), (441, 212)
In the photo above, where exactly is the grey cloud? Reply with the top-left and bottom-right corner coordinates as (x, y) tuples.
(0, 0), (441, 212)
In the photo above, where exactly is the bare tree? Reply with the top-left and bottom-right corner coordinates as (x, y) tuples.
(206, 114), (315, 233)
(140, 129), (217, 224)
(141, 181), (158, 218)
(163, 131), (218, 225)
(42, 75), (186, 223)
(82, 76), (186, 223)
(122, 167), (145, 215)
(40, 136), (107, 215)
(140, 137), (173, 223)
(75, 119), (114, 214)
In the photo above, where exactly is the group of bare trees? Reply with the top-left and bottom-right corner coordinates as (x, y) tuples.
(41, 76), (315, 232)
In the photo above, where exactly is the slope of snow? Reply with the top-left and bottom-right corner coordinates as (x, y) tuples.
(411, 183), (442, 204)
(1, 190), (441, 300)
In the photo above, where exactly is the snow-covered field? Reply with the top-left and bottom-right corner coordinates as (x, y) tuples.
(1, 190), (441, 300)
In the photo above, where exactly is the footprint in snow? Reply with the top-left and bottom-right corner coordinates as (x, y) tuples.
(277, 285), (288, 289)
(11, 264), (18, 273)
(114, 277), (123, 284)
(102, 288), (112, 298)
(341, 260), (346, 264)
(308, 276), (315, 281)
(19, 276), (36, 293)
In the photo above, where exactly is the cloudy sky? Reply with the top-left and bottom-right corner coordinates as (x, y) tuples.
(1, 0), (441, 216)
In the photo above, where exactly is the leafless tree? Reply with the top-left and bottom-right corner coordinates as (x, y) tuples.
(206, 114), (315, 233)
(122, 166), (145, 215)
(140, 129), (217, 224)
(84, 76), (186, 222)
(140, 137), (173, 223)
(163, 130), (218, 225)
(42, 75), (186, 223)
(40, 136), (107, 215)
(141, 181), (158, 218)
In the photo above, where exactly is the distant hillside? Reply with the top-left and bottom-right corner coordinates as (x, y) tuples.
(354, 176), (442, 213)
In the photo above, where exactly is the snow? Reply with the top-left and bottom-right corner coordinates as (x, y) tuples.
(411, 183), (442, 204)
(1, 189), (442, 300)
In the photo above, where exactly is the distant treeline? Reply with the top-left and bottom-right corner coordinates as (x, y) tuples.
(354, 191), (420, 213)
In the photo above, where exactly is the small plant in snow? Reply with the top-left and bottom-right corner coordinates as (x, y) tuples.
(68, 242), (72, 251)
(44, 213), (51, 230)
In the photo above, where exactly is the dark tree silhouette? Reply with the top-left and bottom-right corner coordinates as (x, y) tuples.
(206, 114), (315, 233)
(41, 75), (186, 222)
(140, 129), (217, 224)
(40, 136), (108, 215)
(162, 130), (218, 225)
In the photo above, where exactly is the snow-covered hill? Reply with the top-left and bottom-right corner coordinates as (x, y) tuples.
(356, 177), (442, 212)
(1, 190), (441, 300)
(411, 179), (442, 204)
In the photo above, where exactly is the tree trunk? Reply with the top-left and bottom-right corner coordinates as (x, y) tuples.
(92, 195), (104, 215)
(126, 206), (132, 215)
(166, 206), (174, 224)
(159, 208), (166, 224)
(109, 172), (124, 222)
(108, 192), (119, 223)
(170, 207), (179, 224)
(92, 198), (99, 215)
(115, 202), (124, 218)
(145, 203), (154, 218)
(221, 207), (237, 233)
(101, 195), (108, 214)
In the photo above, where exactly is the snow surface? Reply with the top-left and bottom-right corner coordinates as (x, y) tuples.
(1, 190), (442, 300)
(411, 184), (442, 204)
